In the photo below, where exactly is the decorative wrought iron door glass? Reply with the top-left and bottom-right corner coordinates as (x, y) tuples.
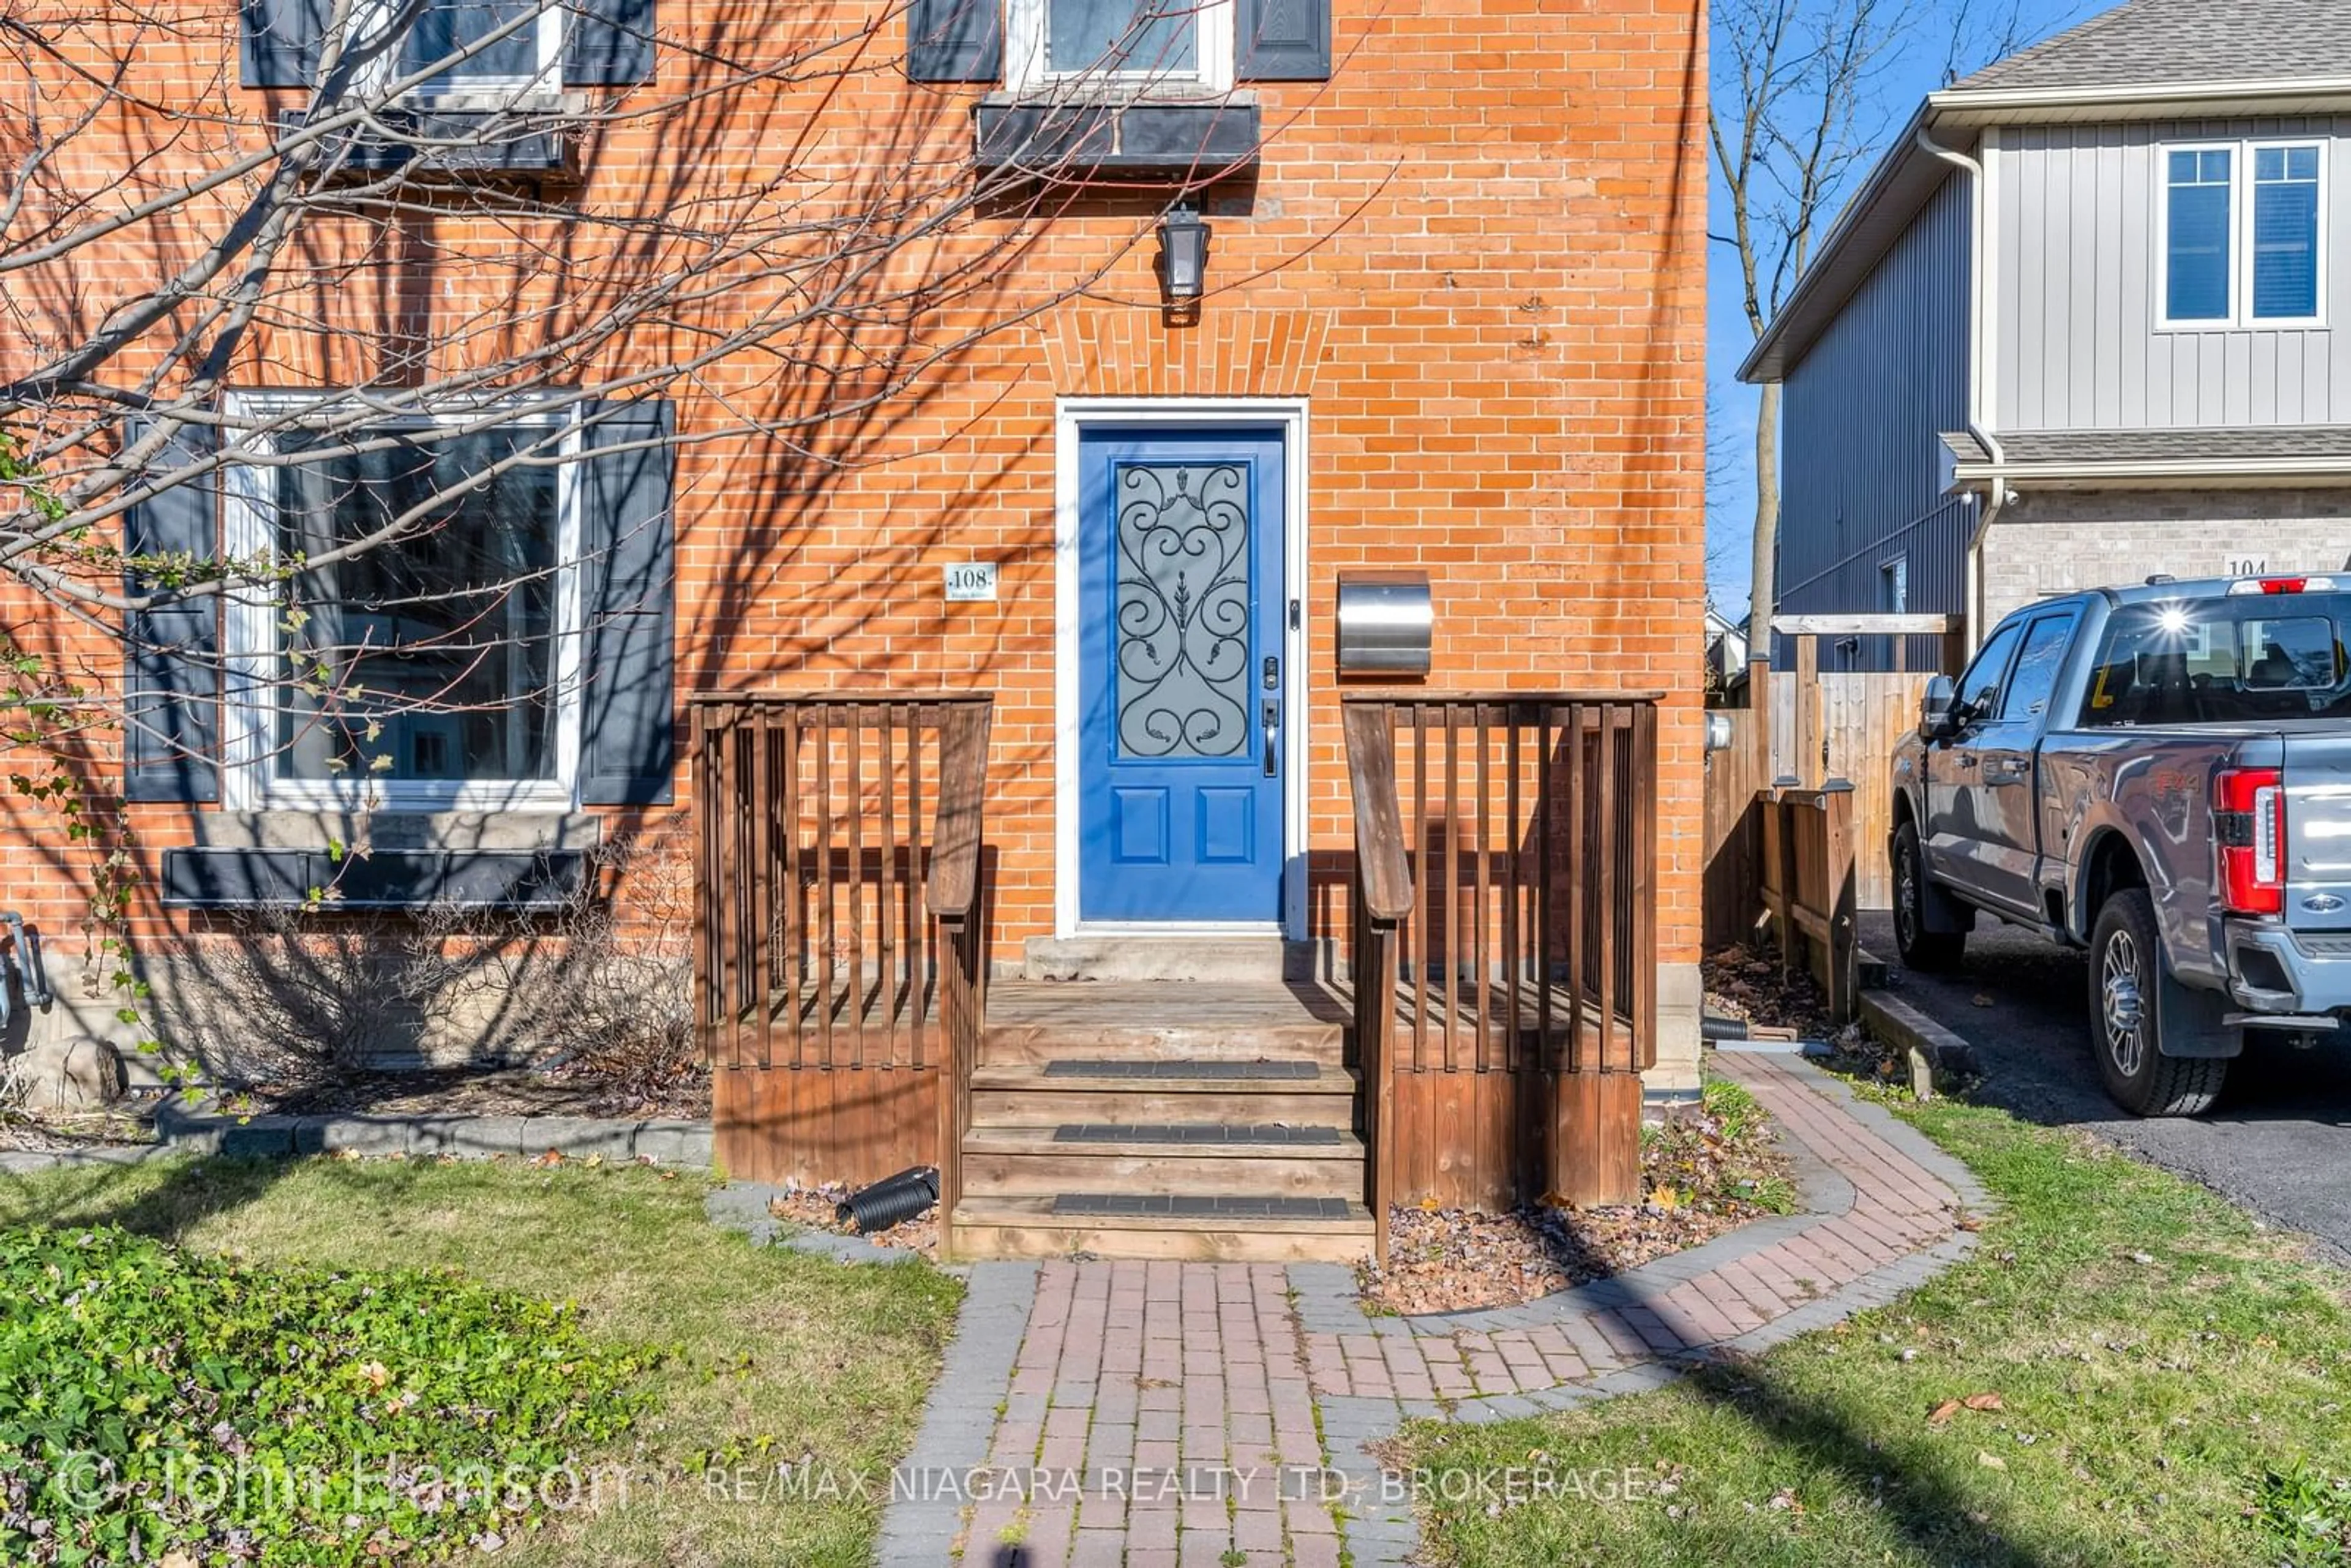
(1115, 462), (1251, 761)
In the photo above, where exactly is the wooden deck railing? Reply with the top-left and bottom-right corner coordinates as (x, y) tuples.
(1343, 695), (1660, 1265)
(691, 692), (992, 1240)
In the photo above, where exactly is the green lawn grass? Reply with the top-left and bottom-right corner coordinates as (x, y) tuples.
(0, 1155), (962, 1567)
(1401, 1089), (2351, 1567)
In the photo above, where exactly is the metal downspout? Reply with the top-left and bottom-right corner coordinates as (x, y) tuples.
(1916, 125), (2011, 650)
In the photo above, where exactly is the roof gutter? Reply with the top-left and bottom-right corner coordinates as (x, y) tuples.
(1952, 456), (2351, 486)
(1928, 75), (2351, 122)
(1744, 77), (2351, 384)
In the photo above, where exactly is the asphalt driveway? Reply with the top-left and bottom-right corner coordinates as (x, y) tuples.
(1858, 909), (2351, 1264)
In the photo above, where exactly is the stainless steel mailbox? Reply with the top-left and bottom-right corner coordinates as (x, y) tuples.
(1335, 571), (1433, 677)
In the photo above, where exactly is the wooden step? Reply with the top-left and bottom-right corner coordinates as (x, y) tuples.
(1019, 938), (1313, 983)
(966, 1061), (1357, 1130)
(949, 1194), (1375, 1263)
(961, 1123), (1365, 1198)
(980, 980), (1350, 1067)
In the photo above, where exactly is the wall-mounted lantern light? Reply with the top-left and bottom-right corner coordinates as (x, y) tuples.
(1156, 203), (1212, 305)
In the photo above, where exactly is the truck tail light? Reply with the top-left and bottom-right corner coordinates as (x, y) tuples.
(2216, 766), (2285, 915)
(2227, 575), (2339, 595)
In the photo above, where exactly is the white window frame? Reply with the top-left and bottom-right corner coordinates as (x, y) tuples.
(1005, 0), (1235, 97)
(220, 394), (585, 814)
(352, 0), (566, 109)
(2156, 137), (2328, 331)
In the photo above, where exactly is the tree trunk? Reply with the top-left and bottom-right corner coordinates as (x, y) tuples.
(1746, 377), (1782, 661)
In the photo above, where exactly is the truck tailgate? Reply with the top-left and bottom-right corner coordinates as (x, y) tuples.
(2288, 732), (2351, 933)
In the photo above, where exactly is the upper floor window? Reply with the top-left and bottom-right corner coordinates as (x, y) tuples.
(2254, 144), (2323, 321)
(374, 0), (563, 102)
(2161, 140), (2326, 329)
(1006, 0), (1235, 94)
(241, 0), (654, 99)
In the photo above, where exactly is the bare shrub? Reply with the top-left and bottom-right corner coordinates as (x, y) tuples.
(412, 829), (699, 1103)
(168, 830), (699, 1105)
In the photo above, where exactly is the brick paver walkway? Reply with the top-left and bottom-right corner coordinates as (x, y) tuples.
(878, 1050), (1991, 1566)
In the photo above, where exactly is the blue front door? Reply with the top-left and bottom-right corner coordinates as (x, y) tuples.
(1078, 429), (1286, 924)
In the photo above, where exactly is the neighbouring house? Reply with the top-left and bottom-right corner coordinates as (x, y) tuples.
(1742, 0), (2351, 672)
(1704, 605), (1750, 703)
(0, 0), (1704, 1258)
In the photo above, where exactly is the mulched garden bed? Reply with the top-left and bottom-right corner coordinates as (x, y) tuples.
(1705, 943), (1925, 1088)
(1356, 1077), (1799, 1315)
(246, 1059), (711, 1121)
(0, 1094), (166, 1154)
(1704, 943), (1839, 1041)
(768, 1182), (940, 1260)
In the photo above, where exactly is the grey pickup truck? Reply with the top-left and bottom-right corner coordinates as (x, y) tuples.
(1889, 575), (2351, 1117)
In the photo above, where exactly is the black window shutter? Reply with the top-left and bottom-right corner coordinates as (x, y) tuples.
(122, 418), (222, 804)
(577, 399), (677, 806)
(239, 0), (328, 88)
(1237, 0), (1330, 80)
(907, 0), (1001, 83)
(565, 0), (658, 86)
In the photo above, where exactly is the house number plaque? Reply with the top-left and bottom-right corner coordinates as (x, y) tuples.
(944, 562), (998, 602)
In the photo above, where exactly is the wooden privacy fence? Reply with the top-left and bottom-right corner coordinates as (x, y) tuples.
(1757, 782), (1859, 1025)
(1344, 694), (1659, 1265)
(692, 691), (992, 1247)
(1704, 614), (1956, 946)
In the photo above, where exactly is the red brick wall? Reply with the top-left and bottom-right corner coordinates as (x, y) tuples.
(0, 0), (1706, 985)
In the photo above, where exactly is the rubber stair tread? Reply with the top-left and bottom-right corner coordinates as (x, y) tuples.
(950, 1193), (1374, 1232)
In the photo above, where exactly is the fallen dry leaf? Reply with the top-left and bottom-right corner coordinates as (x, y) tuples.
(1930, 1392), (2005, 1424)
(356, 1360), (391, 1390)
(1977, 1451), (2007, 1471)
(1972, 994), (1995, 1008)
(1355, 1095), (1799, 1315)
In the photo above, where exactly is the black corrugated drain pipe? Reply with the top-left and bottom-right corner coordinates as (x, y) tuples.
(838, 1166), (939, 1233)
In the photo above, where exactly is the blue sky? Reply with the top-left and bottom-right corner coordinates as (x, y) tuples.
(1706, 0), (2098, 615)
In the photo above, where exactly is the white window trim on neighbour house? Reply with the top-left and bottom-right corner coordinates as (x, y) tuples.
(220, 394), (587, 814)
(1005, 0), (1237, 97)
(2156, 137), (2328, 332)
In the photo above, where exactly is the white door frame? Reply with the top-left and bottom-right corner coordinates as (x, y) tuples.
(1053, 397), (1311, 940)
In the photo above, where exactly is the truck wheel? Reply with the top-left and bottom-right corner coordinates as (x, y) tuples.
(1892, 821), (1966, 973)
(2088, 889), (2228, 1117)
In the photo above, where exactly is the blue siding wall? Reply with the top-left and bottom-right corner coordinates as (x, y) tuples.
(1775, 174), (1973, 672)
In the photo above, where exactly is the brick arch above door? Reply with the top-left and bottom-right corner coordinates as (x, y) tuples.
(1036, 306), (1332, 400)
